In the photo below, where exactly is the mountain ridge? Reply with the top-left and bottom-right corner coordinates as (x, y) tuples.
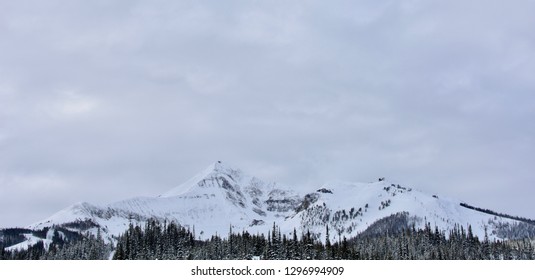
(4, 161), (535, 251)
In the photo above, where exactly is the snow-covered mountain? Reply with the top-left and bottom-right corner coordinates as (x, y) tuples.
(5, 161), (534, 250)
(27, 161), (302, 243)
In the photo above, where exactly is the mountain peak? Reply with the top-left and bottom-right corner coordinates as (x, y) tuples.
(205, 160), (242, 177)
(211, 160), (227, 172)
(160, 161), (241, 197)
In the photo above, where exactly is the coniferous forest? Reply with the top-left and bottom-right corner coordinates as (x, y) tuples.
(1, 216), (534, 260)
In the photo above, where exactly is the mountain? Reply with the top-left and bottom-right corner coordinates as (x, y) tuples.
(22, 161), (302, 245)
(3, 161), (534, 251)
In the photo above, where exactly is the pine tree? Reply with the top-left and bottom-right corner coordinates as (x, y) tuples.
(0, 243), (6, 260)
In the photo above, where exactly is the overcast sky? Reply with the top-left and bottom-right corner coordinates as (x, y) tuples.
(1, 0), (534, 228)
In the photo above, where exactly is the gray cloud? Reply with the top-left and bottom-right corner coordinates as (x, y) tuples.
(1, 0), (535, 227)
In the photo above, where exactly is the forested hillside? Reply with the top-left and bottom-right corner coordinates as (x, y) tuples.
(2, 215), (534, 260)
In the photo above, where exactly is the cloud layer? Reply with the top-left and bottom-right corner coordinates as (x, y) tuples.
(1, 0), (534, 227)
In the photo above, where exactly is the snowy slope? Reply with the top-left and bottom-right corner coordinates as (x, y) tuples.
(280, 181), (522, 242)
(29, 161), (300, 240)
(20, 161), (532, 247)
(5, 228), (65, 252)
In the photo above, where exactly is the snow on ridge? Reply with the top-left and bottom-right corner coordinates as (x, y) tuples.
(21, 163), (534, 246)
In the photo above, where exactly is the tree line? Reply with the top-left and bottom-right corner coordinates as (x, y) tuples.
(2, 216), (534, 260)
